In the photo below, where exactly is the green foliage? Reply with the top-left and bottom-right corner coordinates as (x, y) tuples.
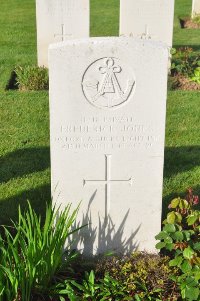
(15, 65), (49, 91)
(190, 67), (200, 84)
(0, 201), (80, 301)
(171, 47), (200, 78)
(156, 188), (200, 300)
(71, 270), (100, 301)
(98, 273), (132, 301)
(95, 252), (179, 300)
(69, 268), (147, 301)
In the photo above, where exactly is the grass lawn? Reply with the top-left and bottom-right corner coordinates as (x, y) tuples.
(0, 0), (199, 224)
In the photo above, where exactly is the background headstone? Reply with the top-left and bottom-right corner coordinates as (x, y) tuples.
(192, 0), (200, 17)
(36, 0), (89, 67)
(120, 0), (175, 47)
(49, 38), (169, 255)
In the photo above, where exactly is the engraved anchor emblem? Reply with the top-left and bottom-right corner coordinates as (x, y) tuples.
(82, 57), (136, 109)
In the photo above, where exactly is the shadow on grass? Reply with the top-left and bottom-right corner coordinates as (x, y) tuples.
(164, 146), (200, 179)
(0, 184), (51, 227)
(163, 146), (200, 218)
(5, 70), (18, 90)
(0, 147), (50, 184)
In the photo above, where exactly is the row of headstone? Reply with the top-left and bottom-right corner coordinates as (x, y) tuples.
(36, 0), (175, 67)
(47, 1), (173, 254)
(192, 0), (200, 17)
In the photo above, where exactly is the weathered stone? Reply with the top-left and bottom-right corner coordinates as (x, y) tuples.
(49, 38), (169, 255)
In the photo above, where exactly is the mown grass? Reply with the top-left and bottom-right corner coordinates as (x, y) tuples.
(163, 90), (200, 215)
(0, 0), (199, 224)
(0, 0), (37, 90)
(173, 0), (200, 50)
(90, 0), (119, 37)
(0, 91), (50, 223)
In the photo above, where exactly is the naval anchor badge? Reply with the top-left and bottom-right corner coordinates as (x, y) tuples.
(82, 57), (136, 109)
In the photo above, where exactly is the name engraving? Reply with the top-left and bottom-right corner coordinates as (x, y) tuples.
(54, 116), (159, 151)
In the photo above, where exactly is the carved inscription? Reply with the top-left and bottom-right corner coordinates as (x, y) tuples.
(82, 58), (136, 109)
(54, 116), (159, 151)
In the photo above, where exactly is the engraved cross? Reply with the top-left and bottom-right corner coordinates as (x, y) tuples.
(83, 154), (133, 218)
(54, 24), (72, 41)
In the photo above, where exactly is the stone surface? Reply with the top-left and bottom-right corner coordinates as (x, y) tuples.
(49, 38), (169, 255)
(120, 0), (175, 47)
(192, 0), (200, 17)
(36, 0), (89, 67)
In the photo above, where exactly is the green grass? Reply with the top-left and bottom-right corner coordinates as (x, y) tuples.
(173, 0), (200, 50)
(0, 0), (200, 224)
(0, 0), (37, 90)
(0, 91), (50, 223)
(163, 90), (200, 215)
(90, 0), (119, 37)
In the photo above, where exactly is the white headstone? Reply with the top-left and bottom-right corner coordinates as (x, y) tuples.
(36, 0), (89, 67)
(192, 0), (200, 17)
(120, 0), (175, 47)
(49, 38), (169, 255)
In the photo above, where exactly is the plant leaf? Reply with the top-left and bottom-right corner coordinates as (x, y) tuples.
(155, 231), (168, 240)
(167, 212), (176, 224)
(155, 242), (166, 250)
(170, 198), (180, 208)
(169, 256), (183, 267)
(163, 223), (176, 233)
(183, 247), (195, 260)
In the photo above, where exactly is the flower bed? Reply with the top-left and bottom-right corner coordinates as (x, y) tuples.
(0, 189), (199, 301)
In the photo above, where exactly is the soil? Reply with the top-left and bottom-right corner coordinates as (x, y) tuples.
(171, 75), (200, 91)
(180, 18), (200, 29)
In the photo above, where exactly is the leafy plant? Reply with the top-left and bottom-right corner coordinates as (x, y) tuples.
(70, 270), (132, 301)
(156, 188), (200, 301)
(98, 273), (131, 301)
(95, 252), (179, 300)
(171, 47), (200, 78)
(190, 67), (200, 84)
(15, 65), (49, 91)
(71, 270), (100, 301)
(0, 202), (80, 301)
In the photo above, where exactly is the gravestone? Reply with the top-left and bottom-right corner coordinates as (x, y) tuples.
(192, 0), (200, 17)
(49, 38), (169, 255)
(36, 0), (89, 67)
(120, 0), (175, 47)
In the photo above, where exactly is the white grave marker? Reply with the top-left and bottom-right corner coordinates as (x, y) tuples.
(36, 0), (89, 67)
(120, 0), (175, 47)
(192, 0), (200, 17)
(49, 38), (169, 255)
